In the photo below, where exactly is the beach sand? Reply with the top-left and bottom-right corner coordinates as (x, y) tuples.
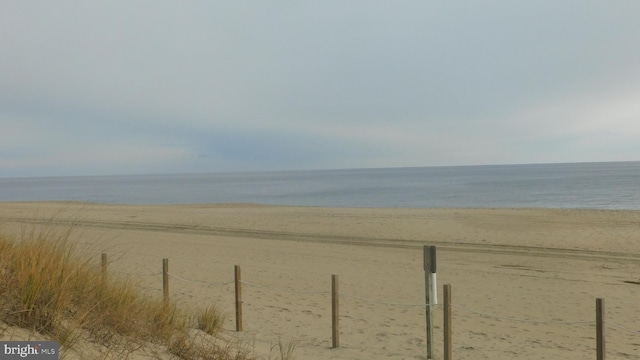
(1, 202), (639, 359)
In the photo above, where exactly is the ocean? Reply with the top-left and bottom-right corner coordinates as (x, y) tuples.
(1, 161), (639, 209)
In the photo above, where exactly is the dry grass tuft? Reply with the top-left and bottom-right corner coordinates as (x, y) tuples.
(0, 225), (258, 359)
(195, 305), (227, 336)
(268, 336), (297, 360)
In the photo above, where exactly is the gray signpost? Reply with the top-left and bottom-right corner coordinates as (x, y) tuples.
(423, 245), (437, 359)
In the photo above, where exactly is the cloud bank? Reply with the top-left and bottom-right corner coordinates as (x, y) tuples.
(1, 1), (639, 176)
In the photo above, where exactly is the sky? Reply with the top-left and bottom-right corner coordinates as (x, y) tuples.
(2, 1), (640, 177)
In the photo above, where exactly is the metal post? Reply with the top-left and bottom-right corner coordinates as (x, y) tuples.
(424, 245), (437, 359)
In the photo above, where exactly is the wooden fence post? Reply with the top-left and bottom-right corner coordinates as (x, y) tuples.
(332, 274), (339, 348)
(162, 258), (169, 304)
(444, 284), (452, 360)
(235, 265), (243, 332)
(101, 253), (107, 280)
(596, 298), (605, 360)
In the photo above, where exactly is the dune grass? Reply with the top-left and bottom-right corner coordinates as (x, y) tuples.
(196, 305), (227, 336)
(269, 337), (297, 360)
(0, 225), (254, 359)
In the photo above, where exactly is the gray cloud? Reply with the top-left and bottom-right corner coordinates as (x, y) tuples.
(1, 1), (639, 177)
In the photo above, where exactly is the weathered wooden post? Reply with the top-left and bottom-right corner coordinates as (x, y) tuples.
(162, 258), (169, 304)
(444, 284), (452, 360)
(101, 253), (107, 281)
(235, 265), (243, 332)
(596, 298), (605, 360)
(332, 274), (340, 348)
(424, 245), (437, 359)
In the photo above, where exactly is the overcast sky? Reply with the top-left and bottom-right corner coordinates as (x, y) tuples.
(2, 1), (639, 177)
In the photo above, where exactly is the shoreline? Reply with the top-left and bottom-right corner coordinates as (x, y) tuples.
(4, 199), (640, 210)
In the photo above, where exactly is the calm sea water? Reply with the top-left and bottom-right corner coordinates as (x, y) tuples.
(1, 162), (639, 209)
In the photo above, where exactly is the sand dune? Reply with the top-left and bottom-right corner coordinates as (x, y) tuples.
(1, 202), (639, 359)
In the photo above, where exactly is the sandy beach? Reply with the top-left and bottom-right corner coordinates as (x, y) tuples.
(1, 202), (639, 359)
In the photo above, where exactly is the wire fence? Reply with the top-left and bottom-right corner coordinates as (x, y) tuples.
(99, 253), (640, 359)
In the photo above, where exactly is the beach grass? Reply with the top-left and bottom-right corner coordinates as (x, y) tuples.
(269, 337), (296, 360)
(0, 224), (255, 359)
(196, 305), (227, 336)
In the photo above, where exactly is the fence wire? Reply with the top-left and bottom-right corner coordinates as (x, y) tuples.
(451, 304), (594, 325)
(605, 321), (640, 335)
(168, 272), (233, 287)
(339, 292), (437, 307)
(100, 254), (640, 351)
(240, 280), (329, 295)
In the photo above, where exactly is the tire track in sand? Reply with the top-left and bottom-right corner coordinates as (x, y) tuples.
(3, 216), (640, 264)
